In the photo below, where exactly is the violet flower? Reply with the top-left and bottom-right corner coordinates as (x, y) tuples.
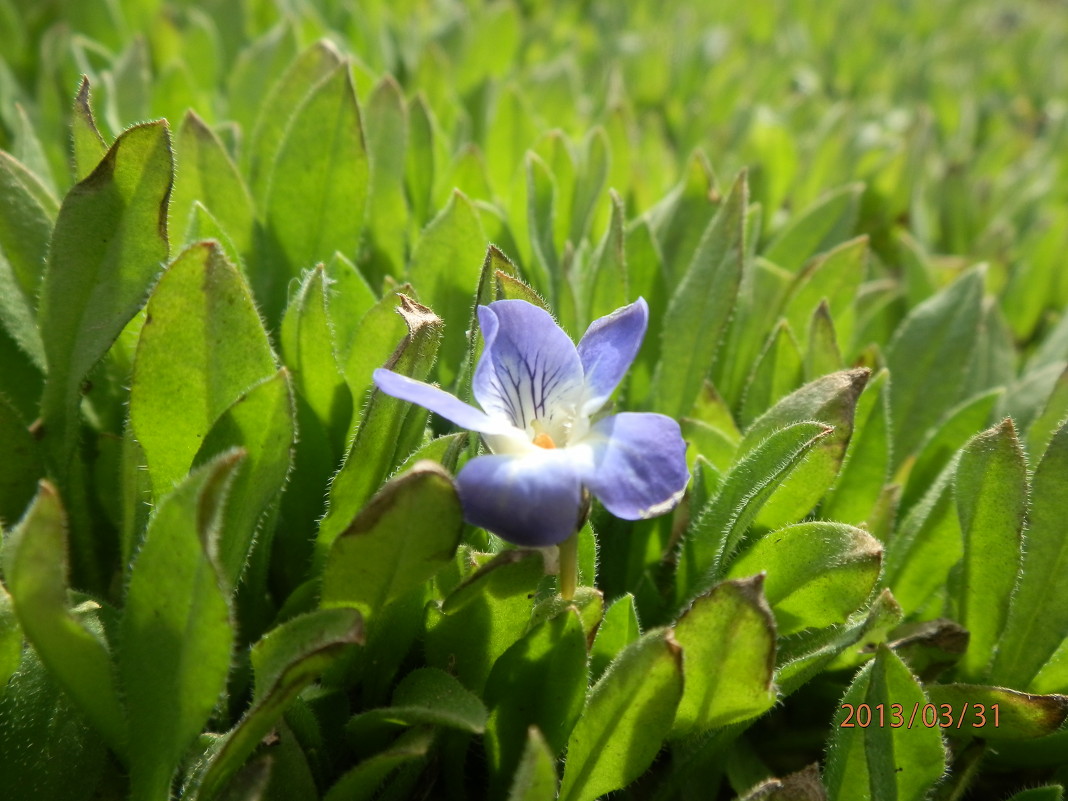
(373, 298), (688, 547)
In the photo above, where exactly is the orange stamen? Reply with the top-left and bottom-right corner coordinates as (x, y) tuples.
(533, 432), (556, 449)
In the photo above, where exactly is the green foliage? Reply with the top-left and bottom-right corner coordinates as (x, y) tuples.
(321, 462), (463, 622)
(672, 576), (776, 734)
(825, 646), (947, 801)
(121, 453), (239, 800)
(2, 483), (125, 756)
(557, 629), (683, 801)
(1, 1), (1068, 799)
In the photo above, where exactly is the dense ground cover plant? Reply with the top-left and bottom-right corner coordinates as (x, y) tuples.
(1, 0), (1067, 799)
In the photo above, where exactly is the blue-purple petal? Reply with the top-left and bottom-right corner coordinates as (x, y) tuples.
(372, 368), (510, 434)
(473, 300), (585, 430)
(580, 412), (689, 520)
(577, 298), (648, 412)
(454, 451), (585, 546)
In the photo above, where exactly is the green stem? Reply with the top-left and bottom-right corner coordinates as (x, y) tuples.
(558, 532), (578, 600)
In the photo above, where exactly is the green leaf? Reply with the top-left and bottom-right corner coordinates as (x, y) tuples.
(506, 728), (558, 801)
(0, 641), (107, 801)
(248, 39), (343, 196)
(924, 684), (1068, 741)
(10, 100), (55, 196)
(680, 418), (737, 475)
(1027, 366), (1068, 459)
(745, 108), (797, 218)
(440, 144), (493, 210)
(257, 720), (319, 799)
(485, 84), (538, 201)
(725, 522), (882, 635)
(885, 457), (962, 615)
(690, 380), (743, 441)
(349, 582), (431, 709)
(648, 150), (718, 287)
(485, 609), (589, 794)
(992, 419), (1068, 688)
(252, 608), (363, 703)
(895, 230), (937, 308)
(589, 593), (641, 682)
(71, 76), (108, 181)
(625, 218), (668, 404)
(653, 171), (747, 419)
(529, 585), (603, 639)
(821, 369), (890, 525)
(571, 127), (609, 247)
(535, 131), (576, 262)
(324, 251), (377, 360)
(900, 387), (1001, 511)
(316, 296), (443, 560)
(119, 420), (152, 572)
(348, 667), (488, 736)
(0, 584), (19, 693)
(407, 189), (486, 388)
(321, 462), (463, 621)
(763, 183), (864, 273)
(390, 431), (467, 477)
(741, 368), (870, 530)
(775, 590), (902, 698)
(712, 257), (793, 409)
(0, 482), (126, 756)
(322, 728), (433, 801)
(738, 319), (804, 427)
(39, 119), (173, 467)
(677, 420), (833, 606)
(169, 110), (254, 257)
(405, 94), (439, 228)
(824, 645), (946, 801)
(212, 759), (271, 801)
(1005, 788), (1065, 801)
(1027, 310), (1068, 374)
(0, 151), (55, 370)
(341, 289), (412, 419)
(558, 629), (683, 801)
(587, 190), (628, 325)
(0, 393), (43, 526)
(130, 241), (276, 496)
(225, 23), (298, 135)
(364, 75), (410, 283)
(192, 369), (295, 592)
(804, 300), (844, 380)
(496, 269), (550, 308)
(120, 451), (240, 801)
(183, 202), (245, 272)
(672, 575), (777, 735)
(524, 151), (556, 297)
(689, 457), (723, 521)
(110, 37), (150, 125)
(955, 419), (1027, 679)
(426, 549), (546, 693)
(576, 516), (602, 585)
(191, 608), (364, 801)
(998, 361), (1066, 438)
(280, 265), (352, 450)
(262, 63), (370, 319)
(885, 267), (984, 465)
(963, 298), (1016, 399)
(782, 235), (867, 352)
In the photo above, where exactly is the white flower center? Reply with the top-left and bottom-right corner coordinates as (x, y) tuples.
(482, 403), (591, 456)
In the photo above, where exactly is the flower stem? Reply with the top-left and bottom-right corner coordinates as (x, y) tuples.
(558, 532), (578, 600)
